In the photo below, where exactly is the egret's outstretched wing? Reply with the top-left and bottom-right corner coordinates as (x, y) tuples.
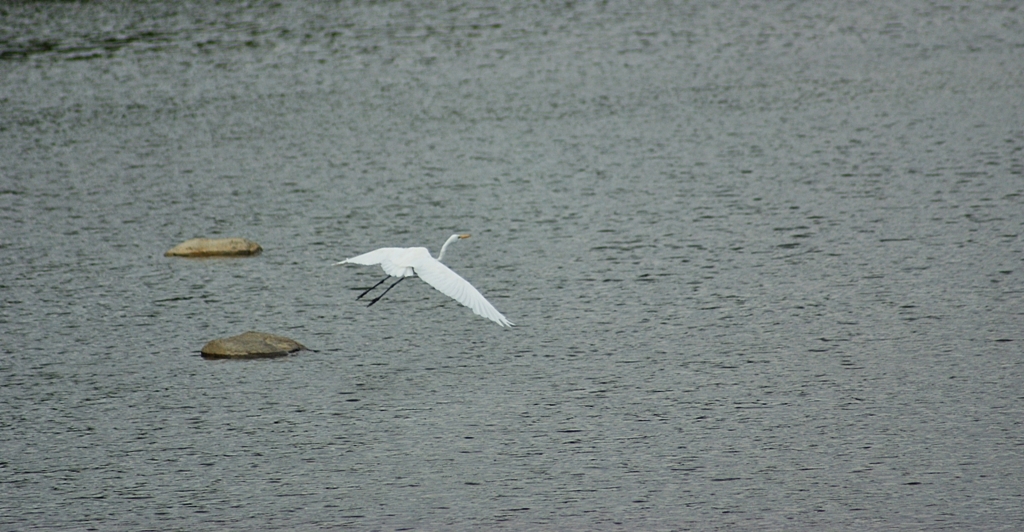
(336, 247), (421, 278)
(412, 258), (513, 327)
(336, 248), (401, 266)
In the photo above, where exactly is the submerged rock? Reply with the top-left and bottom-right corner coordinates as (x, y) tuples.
(201, 331), (305, 359)
(165, 238), (262, 257)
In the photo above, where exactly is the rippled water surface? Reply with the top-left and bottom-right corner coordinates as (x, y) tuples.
(2, 1), (1023, 529)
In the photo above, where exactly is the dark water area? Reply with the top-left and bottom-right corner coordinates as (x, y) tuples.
(2, 1), (1022, 529)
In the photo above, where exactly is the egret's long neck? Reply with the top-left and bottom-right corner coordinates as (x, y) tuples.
(436, 234), (460, 261)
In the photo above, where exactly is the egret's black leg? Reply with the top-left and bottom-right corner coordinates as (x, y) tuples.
(367, 277), (405, 307)
(357, 276), (391, 300)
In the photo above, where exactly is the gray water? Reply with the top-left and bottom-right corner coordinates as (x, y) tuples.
(2, 1), (1022, 529)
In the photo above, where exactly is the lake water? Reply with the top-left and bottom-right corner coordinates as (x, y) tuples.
(2, 1), (1022, 529)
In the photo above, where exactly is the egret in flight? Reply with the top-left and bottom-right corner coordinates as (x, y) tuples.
(334, 234), (513, 327)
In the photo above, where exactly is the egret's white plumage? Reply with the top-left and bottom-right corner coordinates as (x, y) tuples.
(335, 234), (513, 327)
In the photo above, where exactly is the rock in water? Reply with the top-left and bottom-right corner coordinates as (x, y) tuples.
(201, 331), (305, 359)
(165, 238), (262, 257)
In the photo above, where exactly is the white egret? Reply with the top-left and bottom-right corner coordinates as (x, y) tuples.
(334, 234), (513, 327)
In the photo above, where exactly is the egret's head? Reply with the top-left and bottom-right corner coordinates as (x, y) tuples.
(438, 233), (471, 261)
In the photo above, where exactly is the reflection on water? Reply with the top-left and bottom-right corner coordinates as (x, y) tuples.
(2, 1), (1022, 529)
